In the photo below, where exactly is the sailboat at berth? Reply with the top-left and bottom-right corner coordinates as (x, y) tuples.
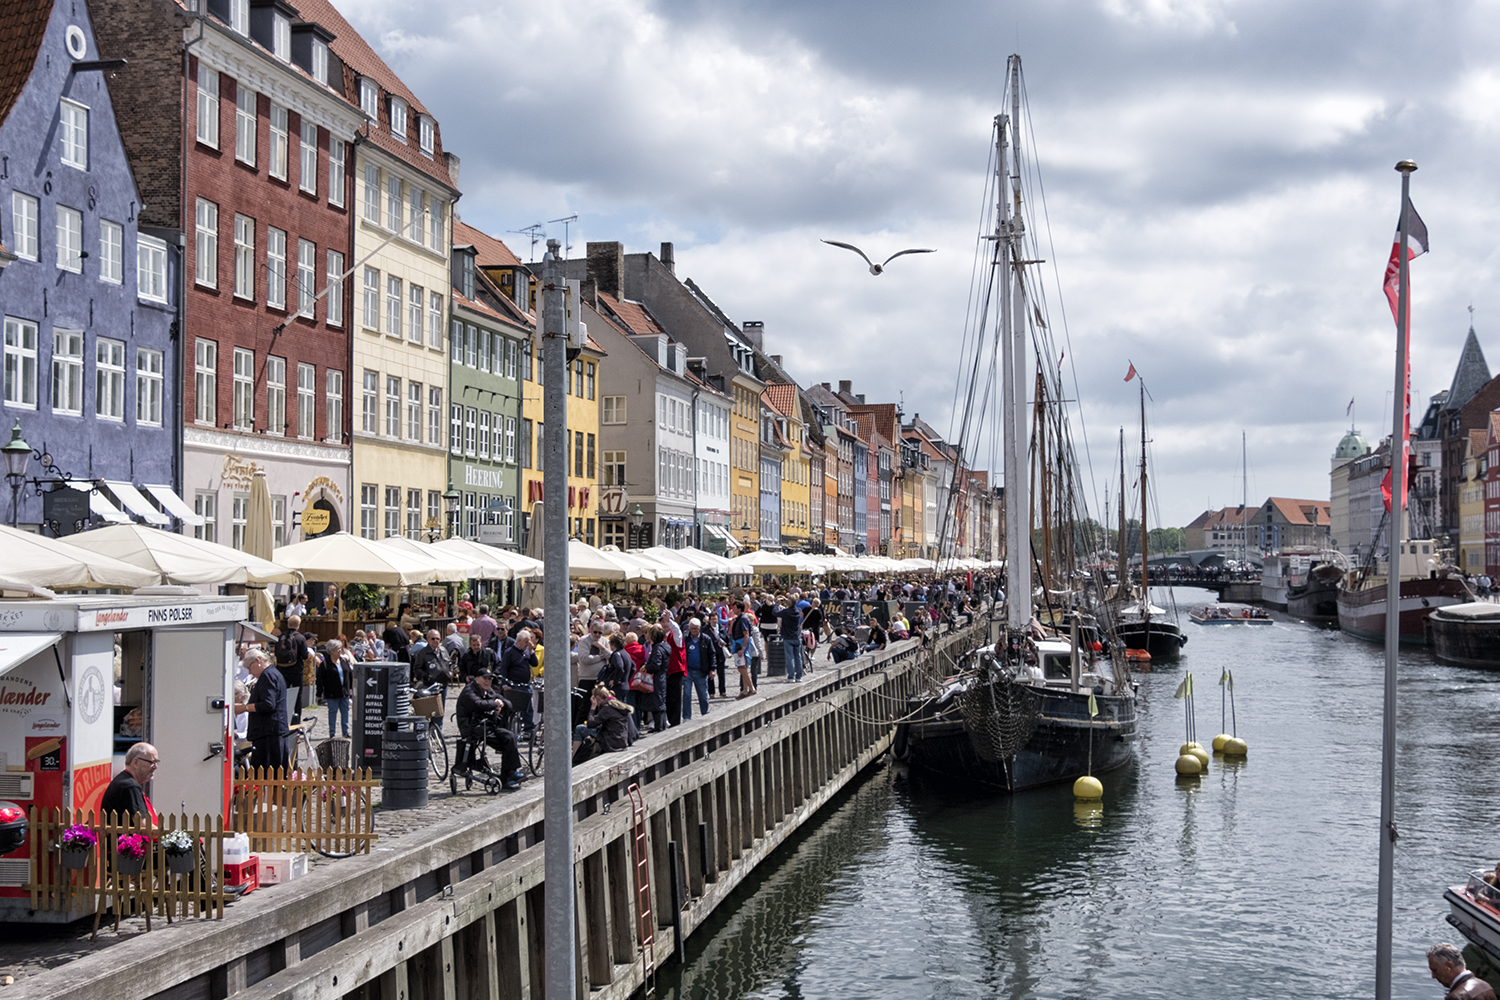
(1114, 377), (1187, 661)
(899, 55), (1137, 792)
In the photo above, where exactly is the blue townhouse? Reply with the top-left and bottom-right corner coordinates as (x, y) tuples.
(0, 0), (188, 534)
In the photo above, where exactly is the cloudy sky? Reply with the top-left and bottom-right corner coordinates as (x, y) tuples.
(344, 0), (1499, 528)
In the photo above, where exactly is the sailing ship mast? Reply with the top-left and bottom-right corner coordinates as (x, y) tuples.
(1118, 429), (1128, 599)
(1139, 383), (1149, 625)
(1001, 56), (1030, 632)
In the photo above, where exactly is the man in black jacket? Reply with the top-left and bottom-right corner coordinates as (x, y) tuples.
(500, 629), (538, 732)
(273, 618), (308, 717)
(458, 632), (499, 684)
(101, 743), (158, 824)
(410, 629), (451, 686)
(454, 669), (522, 790)
(235, 649), (289, 772)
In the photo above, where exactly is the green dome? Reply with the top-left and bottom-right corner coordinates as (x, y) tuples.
(1334, 430), (1370, 460)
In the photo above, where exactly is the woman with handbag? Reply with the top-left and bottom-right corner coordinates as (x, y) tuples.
(644, 625), (671, 732)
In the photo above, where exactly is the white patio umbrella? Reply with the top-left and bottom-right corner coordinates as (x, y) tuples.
(377, 535), (486, 582)
(432, 536), (544, 579)
(272, 531), (442, 635)
(618, 547), (697, 584)
(78, 523), (299, 587)
(1, 524), (160, 590)
(724, 549), (807, 575)
(568, 539), (655, 583)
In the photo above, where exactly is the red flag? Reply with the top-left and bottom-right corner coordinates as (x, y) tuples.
(1380, 195), (1428, 513)
(1124, 363), (1136, 382)
(1346, 398), (1354, 417)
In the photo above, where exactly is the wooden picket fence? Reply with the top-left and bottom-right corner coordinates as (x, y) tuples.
(231, 766), (379, 856)
(26, 809), (230, 926)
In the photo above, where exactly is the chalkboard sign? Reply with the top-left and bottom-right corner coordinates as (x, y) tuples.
(351, 661), (409, 776)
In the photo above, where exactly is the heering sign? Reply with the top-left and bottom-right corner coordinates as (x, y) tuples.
(464, 465), (503, 490)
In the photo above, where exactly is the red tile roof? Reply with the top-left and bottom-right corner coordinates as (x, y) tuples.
(597, 291), (667, 338)
(451, 288), (508, 324)
(1261, 497), (1329, 527)
(290, 0), (454, 189)
(454, 219), (523, 268)
(761, 383), (798, 418)
(0, 0), (51, 128)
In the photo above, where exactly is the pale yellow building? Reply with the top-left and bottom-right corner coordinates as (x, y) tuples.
(729, 361), (765, 550)
(763, 384), (810, 552)
(1460, 428), (1487, 573)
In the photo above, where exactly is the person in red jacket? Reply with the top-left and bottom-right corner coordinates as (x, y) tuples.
(661, 609), (686, 726)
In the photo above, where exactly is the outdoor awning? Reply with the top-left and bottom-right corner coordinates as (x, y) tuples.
(144, 484), (206, 527)
(68, 481), (131, 523)
(103, 481), (170, 526)
(0, 632), (63, 679)
(706, 525), (741, 549)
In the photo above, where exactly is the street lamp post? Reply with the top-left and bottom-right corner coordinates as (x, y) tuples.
(3, 420), (31, 529)
(443, 484), (461, 539)
(629, 503), (643, 549)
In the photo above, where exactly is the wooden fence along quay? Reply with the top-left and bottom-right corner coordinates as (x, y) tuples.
(9, 624), (982, 1000)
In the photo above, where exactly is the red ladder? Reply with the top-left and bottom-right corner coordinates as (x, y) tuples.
(628, 782), (655, 990)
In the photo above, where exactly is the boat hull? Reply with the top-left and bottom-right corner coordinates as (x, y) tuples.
(1116, 619), (1187, 660)
(1428, 609), (1500, 669)
(1336, 577), (1467, 645)
(1446, 877), (1500, 968)
(904, 682), (1136, 792)
(1286, 576), (1339, 623)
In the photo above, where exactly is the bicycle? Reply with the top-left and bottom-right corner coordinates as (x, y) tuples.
(410, 683), (449, 782)
(289, 715), (319, 772)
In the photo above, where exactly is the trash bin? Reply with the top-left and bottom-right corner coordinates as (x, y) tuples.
(764, 633), (786, 678)
(381, 715), (428, 810)
(352, 662), (410, 776)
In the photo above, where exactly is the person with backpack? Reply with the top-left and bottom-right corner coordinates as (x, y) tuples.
(273, 617), (309, 718)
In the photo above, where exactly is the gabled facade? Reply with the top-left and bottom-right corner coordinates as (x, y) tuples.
(3, 0), (182, 533)
(1251, 497), (1331, 553)
(762, 382), (808, 552)
(1439, 324), (1491, 540)
(1459, 428), (1486, 574)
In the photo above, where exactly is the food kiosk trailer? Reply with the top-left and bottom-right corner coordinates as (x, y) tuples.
(0, 593), (243, 921)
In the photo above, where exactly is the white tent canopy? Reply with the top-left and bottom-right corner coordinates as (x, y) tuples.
(271, 532), (441, 587)
(78, 523), (300, 587)
(431, 536), (544, 580)
(723, 550), (808, 575)
(377, 536), (487, 582)
(568, 539), (656, 583)
(1, 524), (160, 590)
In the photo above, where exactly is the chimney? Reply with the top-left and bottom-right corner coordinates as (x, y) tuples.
(580, 278), (597, 309)
(586, 241), (624, 299)
(821, 382), (831, 390)
(660, 242), (674, 274)
(839, 380), (853, 396)
(444, 152), (461, 189)
(742, 320), (764, 349)
(771, 355), (782, 366)
(857, 394), (865, 404)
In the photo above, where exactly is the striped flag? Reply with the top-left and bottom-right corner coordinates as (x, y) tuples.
(1380, 195), (1427, 514)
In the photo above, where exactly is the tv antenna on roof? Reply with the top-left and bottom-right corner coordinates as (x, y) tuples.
(508, 223), (544, 260)
(549, 214), (579, 259)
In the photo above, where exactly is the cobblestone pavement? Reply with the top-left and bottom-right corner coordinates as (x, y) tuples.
(0, 669), (803, 985)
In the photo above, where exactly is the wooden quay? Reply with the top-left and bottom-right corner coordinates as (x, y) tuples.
(9, 621), (983, 1000)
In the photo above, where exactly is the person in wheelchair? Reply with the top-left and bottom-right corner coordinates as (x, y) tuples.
(454, 668), (525, 791)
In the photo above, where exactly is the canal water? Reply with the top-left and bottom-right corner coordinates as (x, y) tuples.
(654, 588), (1499, 999)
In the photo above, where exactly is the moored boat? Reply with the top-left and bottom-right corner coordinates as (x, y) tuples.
(1286, 565), (1341, 623)
(1189, 602), (1273, 624)
(1427, 602), (1500, 668)
(1337, 537), (1465, 644)
(1445, 870), (1500, 968)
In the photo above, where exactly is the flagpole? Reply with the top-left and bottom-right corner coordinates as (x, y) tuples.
(1376, 158), (1417, 1000)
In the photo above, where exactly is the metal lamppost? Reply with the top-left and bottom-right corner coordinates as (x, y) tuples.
(443, 484), (461, 539)
(3, 420), (31, 528)
(629, 503), (644, 549)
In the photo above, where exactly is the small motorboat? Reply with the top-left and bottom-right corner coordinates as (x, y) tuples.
(1446, 868), (1500, 967)
(1188, 603), (1273, 625)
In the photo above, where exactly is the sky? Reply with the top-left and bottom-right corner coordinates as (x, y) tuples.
(341, 0), (1500, 528)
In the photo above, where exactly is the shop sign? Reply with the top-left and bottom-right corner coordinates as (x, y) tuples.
(302, 509), (332, 534)
(222, 454), (262, 489)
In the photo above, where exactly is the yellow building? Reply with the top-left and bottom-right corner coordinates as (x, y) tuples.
(1460, 427), (1487, 574)
(763, 384), (810, 551)
(341, 40), (456, 539)
(728, 358), (765, 549)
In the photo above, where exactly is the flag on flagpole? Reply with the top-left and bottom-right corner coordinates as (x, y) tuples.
(1219, 668), (1228, 687)
(1124, 362), (1137, 382)
(1225, 669), (1233, 692)
(1346, 398), (1355, 418)
(1088, 693), (1099, 718)
(1380, 195), (1427, 514)
(1173, 673), (1193, 698)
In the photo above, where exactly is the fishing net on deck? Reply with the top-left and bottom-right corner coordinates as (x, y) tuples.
(961, 654), (1043, 762)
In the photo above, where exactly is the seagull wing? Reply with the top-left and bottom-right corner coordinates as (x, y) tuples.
(821, 240), (875, 269)
(879, 248), (937, 267)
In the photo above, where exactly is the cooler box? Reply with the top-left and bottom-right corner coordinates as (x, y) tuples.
(258, 851), (308, 885)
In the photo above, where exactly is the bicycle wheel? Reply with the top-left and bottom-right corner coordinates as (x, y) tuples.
(526, 724), (543, 776)
(428, 719), (449, 781)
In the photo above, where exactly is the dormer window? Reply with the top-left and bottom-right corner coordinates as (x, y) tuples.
(461, 253), (475, 300)
(389, 98), (407, 139)
(230, 0), (249, 34)
(419, 116), (434, 157)
(359, 78), (377, 120)
(272, 13), (290, 59)
(311, 38), (328, 83)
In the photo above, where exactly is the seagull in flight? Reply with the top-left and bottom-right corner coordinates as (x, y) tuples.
(821, 240), (936, 275)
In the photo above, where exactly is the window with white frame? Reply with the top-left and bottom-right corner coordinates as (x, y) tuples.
(229, 0), (248, 33)
(477, 328), (488, 373)
(360, 483), (376, 539)
(478, 411), (490, 460)
(428, 195), (441, 248)
(95, 337), (125, 421)
(504, 416), (516, 463)
(232, 347), (254, 431)
(386, 275), (402, 338)
(384, 486), (400, 537)
(138, 234), (167, 302)
(464, 407), (477, 456)
(10, 193), (37, 260)
(603, 451), (625, 487)
(450, 318), (462, 364)
(268, 104), (288, 180)
(403, 488), (420, 539)
(505, 339), (518, 379)
(195, 198), (217, 288)
(266, 227), (286, 308)
(3, 318), (38, 408)
(299, 121), (317, 194)
(51, 329), (83, 415)
(297, 239), (315, 317)
(272, 12), (290, 60)
(449, 403), (462, 454)
(272, 495), (285, 547)
(363, 266), (379, 329)
(136, 347), (163, 426)
(408, 284), (423, 343)
(59, 99), (87, 169)
(428, 386), (442, 444)
(520, 418), (532, 469)
(55, 205), (81, 272)
(194, 339), (216, 424)
(233, 214), (254, 299)
(235, 83), (255, 165)
(602, 395), (625, 424)
(195, 490), (217, 542)
(408, 186), (423, 244)
(295, 363), (314, 437)
(328, 138), (345, 206)
(429, 292), (443, 348)
(196, 66), (218, 147)
(231, 492), (248, 550)
(311, 38), (328, 84)
(325, 369), (343, 442)
(266, 355), (285, 435)
(326, 249), (344, 326)
(419, 116), (434, 157)
(389, 97), (407, 139)
(359, 78), (377, 120)
(465, 324), (477, 367)
(99, 220), (122, 283)
(406, 380), (422, 440)
(361, 369), (378, 432)
(363, 163), (379, 221)
(385, 375), (401, 437)
(386, 175), (401, 232)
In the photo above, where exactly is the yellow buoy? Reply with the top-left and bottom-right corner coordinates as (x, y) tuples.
(1188, 746), (1210, 770)
(1179, 741), (1203, 756)
(1074, 775), (1104, 800)
(1174, 753), (1202, 775)
(1212, 733), (1231, 752)
(1223, 737), (1248, 756)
